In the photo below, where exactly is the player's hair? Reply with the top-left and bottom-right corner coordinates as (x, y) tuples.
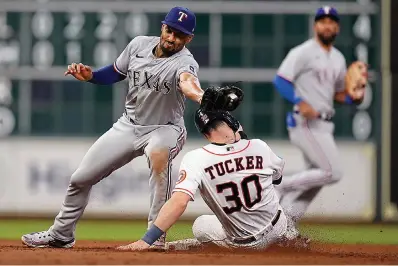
(194, 108), (240, 136)
(202, 119), (228, 136)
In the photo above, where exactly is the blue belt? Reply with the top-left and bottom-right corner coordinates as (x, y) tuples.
(124, 109), (174, 126)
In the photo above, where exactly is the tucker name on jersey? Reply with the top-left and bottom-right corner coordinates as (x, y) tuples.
(204, 156), (264, 180)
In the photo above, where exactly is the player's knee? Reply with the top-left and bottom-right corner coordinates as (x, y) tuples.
(70, 168), (94, 188)
(192, 215), (212, 242)
(324, 167), (343, 184)
(331, 168), (343, 182)
(149, 148), (169, 176)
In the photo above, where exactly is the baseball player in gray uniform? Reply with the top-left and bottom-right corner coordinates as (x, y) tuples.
(21, 6), (238, 250)
(117, 108), (287, 251)
(272, 6), (365, 239)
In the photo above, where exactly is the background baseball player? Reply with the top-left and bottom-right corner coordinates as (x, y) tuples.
(21, 6), (243, 249)
(117, 108), (288, 251)
(272, 6), (367, 239)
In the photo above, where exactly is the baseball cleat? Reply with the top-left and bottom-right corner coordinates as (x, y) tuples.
(166, 238), (204, 251)
(148, 234), (166, 251)
(21, 231), (75, 248)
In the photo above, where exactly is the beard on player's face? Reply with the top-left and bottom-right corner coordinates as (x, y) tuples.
(159, 25), (190, 56)
(317, 32), (337, 46)
(159, 38), (183, 56)
(314, 18), (339, 46)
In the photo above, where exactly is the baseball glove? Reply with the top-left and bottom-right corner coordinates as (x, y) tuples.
(345, 61), (368, 104)
(200, 84), (244, 112)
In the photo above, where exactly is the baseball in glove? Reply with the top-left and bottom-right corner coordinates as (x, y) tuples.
(345, 61), (368, 104)
(200, 83), (244, 112)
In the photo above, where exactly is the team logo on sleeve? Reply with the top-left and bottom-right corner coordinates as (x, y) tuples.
(176, 170), (187, 184)
(189, 65), (196, 75)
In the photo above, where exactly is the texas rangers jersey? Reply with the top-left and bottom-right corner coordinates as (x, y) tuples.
(277, 38), (346, 115)
(173, 139), (284, 239)
(114, 36), (199, 126)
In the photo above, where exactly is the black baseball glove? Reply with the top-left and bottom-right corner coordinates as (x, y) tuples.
(200, 84), (244, 112)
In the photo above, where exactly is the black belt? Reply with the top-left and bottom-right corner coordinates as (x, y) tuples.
(294, 111), (333, 122)
(233, 210), (282, 244)
(124, 110), (174, 126)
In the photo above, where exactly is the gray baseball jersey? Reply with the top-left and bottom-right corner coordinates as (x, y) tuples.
(277, 38), (346, 115)
(173, 139), (284, 239)
(274, 38), (346, 225)
(114, 36), (199, 126)
(46, 36), (195, 242)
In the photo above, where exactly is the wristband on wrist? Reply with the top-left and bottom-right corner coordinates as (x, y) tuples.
(141, 224), (164, 245)
(87, 72), (98, 84)
(345, 95), (353, 104)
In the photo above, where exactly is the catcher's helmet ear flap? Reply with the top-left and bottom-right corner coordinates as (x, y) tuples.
(194, 108), (240, 134)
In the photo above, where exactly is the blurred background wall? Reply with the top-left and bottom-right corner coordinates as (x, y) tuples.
(0, 0), (392, 222)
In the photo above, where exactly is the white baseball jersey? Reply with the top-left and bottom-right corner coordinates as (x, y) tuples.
(173, 139), (284, 239)
(277, 38), (346, 115)
(114, 36), (199, 126)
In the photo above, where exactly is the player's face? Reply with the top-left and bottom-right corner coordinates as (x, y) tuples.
(204, 122), (236, 144)
(314, 17), (339, 46)
(160, 25), (193, 55)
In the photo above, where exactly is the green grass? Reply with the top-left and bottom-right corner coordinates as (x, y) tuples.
(299, 223), (398, 245)
(1, 219), (398, 245)
(0, 219), (193, 241)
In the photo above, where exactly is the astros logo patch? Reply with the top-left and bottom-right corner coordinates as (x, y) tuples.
(176, 170), (187, 184)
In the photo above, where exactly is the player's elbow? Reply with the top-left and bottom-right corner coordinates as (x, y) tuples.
(69, 168), (97, 188)
(171, 192), (190, 210)
(323, 168), (343, 184)
(175, 198), (189, 211)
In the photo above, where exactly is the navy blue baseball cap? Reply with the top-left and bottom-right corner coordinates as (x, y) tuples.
(315, 6), (340, 23)
(161, 6), (196, 35)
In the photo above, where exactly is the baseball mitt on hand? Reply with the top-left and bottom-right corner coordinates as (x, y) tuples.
(200, 84), (244, 112)
(345, 61), (368, 104)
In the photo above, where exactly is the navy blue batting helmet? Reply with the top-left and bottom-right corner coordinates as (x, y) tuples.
(315, 6), (339, 23)
(161, 6), (196, 35)
(194, 108), (240, 134)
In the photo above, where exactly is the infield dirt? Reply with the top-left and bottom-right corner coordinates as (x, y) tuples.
(1, 240), (398, 264)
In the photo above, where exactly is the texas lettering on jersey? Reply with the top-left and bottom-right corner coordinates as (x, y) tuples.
(115, 35), (199, 126)
(132, 70), (172, 95)
(277, 38), (346, 114)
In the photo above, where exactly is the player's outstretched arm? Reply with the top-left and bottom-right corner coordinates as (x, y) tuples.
(65, 62), (126, 85)
(179, 72), (204, 104)
(152, 192), (191, 232)
(116, 192), (191, 251)
(117, 152), (201, 251)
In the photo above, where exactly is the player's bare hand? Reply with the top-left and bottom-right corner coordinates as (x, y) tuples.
(116, 240), (150, 251)
(298, 101), (319, 120)
(64, 63), (93, 81)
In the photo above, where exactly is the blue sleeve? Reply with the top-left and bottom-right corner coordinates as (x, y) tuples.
(272, 75), (302, 104)
(87, 64), (126, 85)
